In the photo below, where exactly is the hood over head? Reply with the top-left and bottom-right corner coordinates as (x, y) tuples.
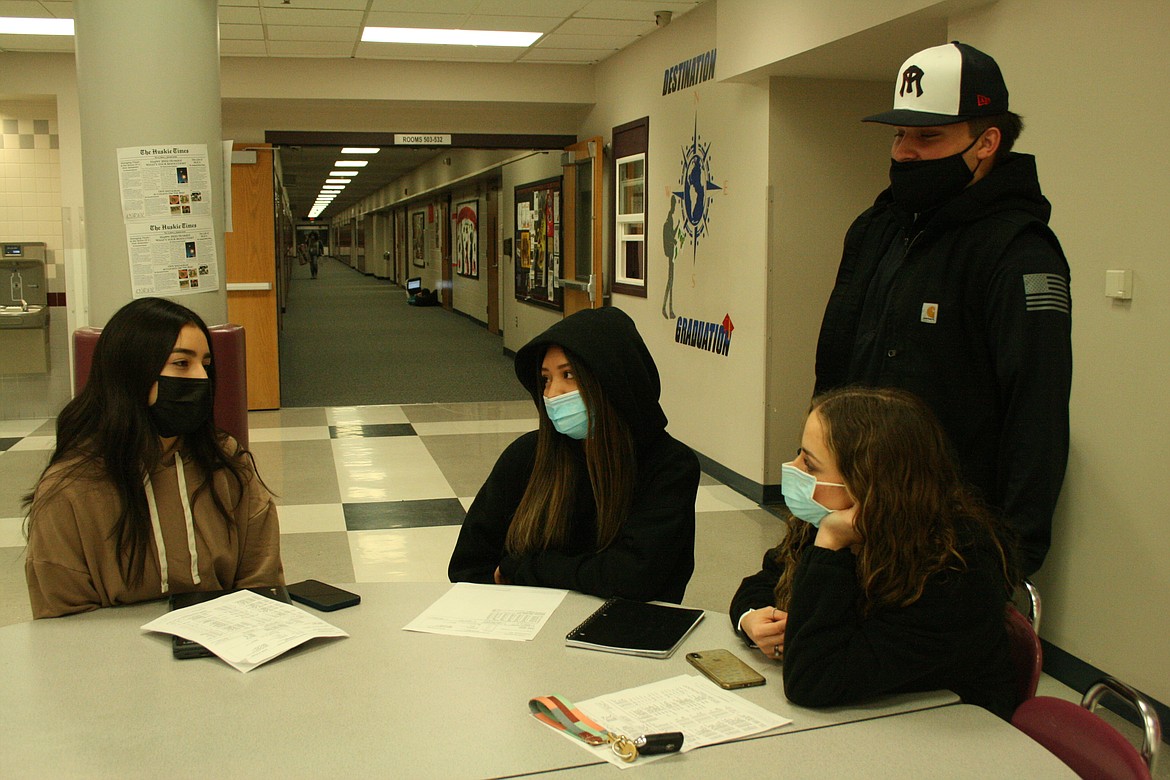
(515, 307), (668, 442)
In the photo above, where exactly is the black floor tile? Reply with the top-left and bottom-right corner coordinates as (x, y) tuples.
(342, 498), (466, 530)
(329, 423), (416, 439)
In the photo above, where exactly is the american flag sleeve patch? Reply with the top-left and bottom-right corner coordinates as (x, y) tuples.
(1022, 273), (1071, 314)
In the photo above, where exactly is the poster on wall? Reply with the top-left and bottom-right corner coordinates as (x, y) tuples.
(411, 210), (426, 268)
(514, 177), (562, 311)
(116, 144), (219, 297)
(453, 199), (479, 278)
(125, 219), (219, 298)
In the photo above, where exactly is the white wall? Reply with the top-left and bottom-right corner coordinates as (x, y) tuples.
(949, 0), (1170, 710)
(578, 1), (774, 486)
(765, 78), (892, 482)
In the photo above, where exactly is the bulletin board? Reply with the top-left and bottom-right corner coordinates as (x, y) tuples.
(514, 176), (563, 311)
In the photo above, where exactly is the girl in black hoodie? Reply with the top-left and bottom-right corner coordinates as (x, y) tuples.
(448, 307), (699, 603)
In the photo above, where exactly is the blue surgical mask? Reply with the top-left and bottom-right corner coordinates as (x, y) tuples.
(781, 462), (846, 528)
(544, 390), (590, 440)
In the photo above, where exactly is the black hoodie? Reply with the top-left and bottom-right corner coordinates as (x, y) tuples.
(447, 307), (699, 603)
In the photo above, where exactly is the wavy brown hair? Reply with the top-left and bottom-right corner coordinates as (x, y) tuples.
(773, 387), (1014, 612)
(505, 346), (636, 555)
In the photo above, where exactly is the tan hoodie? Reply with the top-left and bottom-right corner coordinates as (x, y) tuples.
(25, 444), (284, 618)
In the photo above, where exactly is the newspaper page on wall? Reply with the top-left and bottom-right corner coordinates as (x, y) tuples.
(117, 144), (220, 297)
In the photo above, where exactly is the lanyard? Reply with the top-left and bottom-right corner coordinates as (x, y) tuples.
(528, 695), (683, 762)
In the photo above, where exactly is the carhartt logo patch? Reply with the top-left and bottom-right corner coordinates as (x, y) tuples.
(900, 65), (925, 98)
(920, 303), (939, 324)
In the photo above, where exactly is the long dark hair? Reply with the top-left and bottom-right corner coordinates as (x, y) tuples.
(24, 297), (255, 587)
(773, 387), (1015, 612)
(506, 346), (636, 555)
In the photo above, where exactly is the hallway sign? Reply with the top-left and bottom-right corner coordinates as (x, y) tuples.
(116, 144), (220, 298)
(395, 134), (452, 145)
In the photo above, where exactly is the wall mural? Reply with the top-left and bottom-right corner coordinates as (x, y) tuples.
(454, 199), (479, 278)
(663, 112), (733, 357)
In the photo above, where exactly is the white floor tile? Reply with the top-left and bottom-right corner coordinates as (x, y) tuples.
(0, 419), (49, 437)
(6, 435), (55, 451)
(411, 419), (538, 436)
(276, 503), (347, 534)
(695, 484), (761, 512)
(249, 426), (331, 443)
(331, 436), (455, 502)
(348, 526), (461, 582)
(326, 405), (409, 426)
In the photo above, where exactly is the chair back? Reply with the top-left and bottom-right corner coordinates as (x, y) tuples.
(1005, 604), (1042, 709)
(1012, 685), (1159, 780)
(72, 323), (249, 450)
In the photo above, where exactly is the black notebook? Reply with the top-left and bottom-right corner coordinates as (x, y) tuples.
(565, 598), (705, 659)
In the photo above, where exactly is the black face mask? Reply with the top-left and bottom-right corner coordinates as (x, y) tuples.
(888, 135), (981, 214)
(148, 376), (212, 438)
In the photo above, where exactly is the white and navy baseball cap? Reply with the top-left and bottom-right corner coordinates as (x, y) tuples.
(863, 41), (1009, 126)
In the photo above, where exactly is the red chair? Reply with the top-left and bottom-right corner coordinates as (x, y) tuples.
(1005, 603), (1043, 709)
(73, 324), (250, 450)
(1012, 676), (1162, 780)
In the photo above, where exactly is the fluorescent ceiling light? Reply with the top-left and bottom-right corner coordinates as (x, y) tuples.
(362, 26), (541, 47)
(325, 179), (351, 184)
(322, 185), (345, 190)
(329, 170), (359, 177)
(0, 17), (74, 35)
(341, 147), (379, 154)
(334, 160), (368, 168)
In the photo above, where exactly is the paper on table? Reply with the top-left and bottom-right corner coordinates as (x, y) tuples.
(141, 590), (348, 673)
(402, 582), (567, 641)
(540, 674), (792, 769)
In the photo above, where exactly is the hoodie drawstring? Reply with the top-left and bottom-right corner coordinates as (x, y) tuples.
(144, 455), (202, 595)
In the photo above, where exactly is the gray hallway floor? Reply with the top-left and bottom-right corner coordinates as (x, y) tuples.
(279, 255), (526, 407)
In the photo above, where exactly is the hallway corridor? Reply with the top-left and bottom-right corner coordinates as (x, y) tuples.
(279, 254), (525, 407)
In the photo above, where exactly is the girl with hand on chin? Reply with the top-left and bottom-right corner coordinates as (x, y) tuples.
(448, 307), (699, 603)
(730, 386), (1017, 718)
(24, 297), (283, 618)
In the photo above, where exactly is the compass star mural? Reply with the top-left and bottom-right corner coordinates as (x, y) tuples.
(672, 114), (721, 258)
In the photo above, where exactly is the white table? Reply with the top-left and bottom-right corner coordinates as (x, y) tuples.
(1, 582), (976, 779)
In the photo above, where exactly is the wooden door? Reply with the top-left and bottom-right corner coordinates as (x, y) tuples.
(560, 136), (604, 316)
(225, 142), (280, 410)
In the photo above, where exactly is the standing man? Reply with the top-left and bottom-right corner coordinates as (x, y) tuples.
(814, 42), (1071, 576)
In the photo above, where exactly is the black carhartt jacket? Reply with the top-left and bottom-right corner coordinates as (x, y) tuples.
(815, 153), (1071, 575)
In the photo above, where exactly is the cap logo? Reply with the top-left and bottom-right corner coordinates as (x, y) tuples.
(976, 94), (991, 107)
(899, 65), (924, 98)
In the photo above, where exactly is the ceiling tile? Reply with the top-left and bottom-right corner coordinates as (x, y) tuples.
(370, 0), (480, 12)
(537, 32), (639, 50)
(266, 25), (360, 42)
(577, 0), (699, 22)
(259, 7), (364, 26)
(473, 0), (588, 15)
(219, 6), (263, 24)
(364, 11), (472, 28)
(220, 23), (265, 41)
(259, 0), (368, 9)
(557, 17), (650, 36)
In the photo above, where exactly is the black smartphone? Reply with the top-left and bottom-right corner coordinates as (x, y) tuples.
(286, 579), (361, 612)
(169, 586), (291, 659)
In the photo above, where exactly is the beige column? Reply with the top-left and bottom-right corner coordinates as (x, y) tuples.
(73, 0), (225, 325)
